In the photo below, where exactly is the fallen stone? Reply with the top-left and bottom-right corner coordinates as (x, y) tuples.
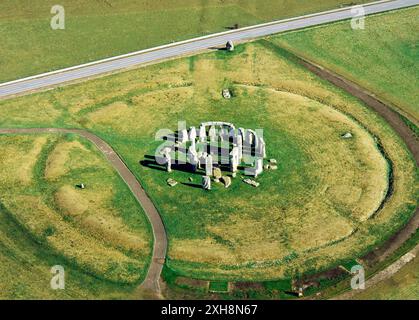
(270, 165), (278, 170)
(243, 178), (260, 188)
(264, 164), (270, 170)
(189, 177), (193, 182)
(221, 176), (232, 188)
(166, 178), (178, 187)
(213, 167), (222, 182)
(341, 132), (353, 139)
(269, 159), (277, 164)
(226, 40), (235, 51)
(202, 175), (211, 190)
(222, 89), (232, 99)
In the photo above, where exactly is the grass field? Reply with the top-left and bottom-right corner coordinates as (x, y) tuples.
(351, 255), (418, 300)
(273, 6), (419, 122)
(0, 0), (371, 83)
(0, 36), (416, 284)
(0, 133), (152, 299)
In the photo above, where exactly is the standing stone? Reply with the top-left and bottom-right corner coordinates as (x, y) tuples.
(205, 154), (213, 176)
(254, 133), (259, 150)
(213, 167), (222, 182)
(259, 137), (266, 158)
(254, 158), (263, 177)
(198, 151), (207, 169)
(226, 40), (234, 51)
(237, 134), (243, 161)
(248, 131), (254, 146)
(202, 176), (211, 190)
(220, 128), (229, 141)
(164, 153), (172, 173)
(189, 126), (197, 147)
(199, 125), (206, 142)
(238, 128), (245, 146)
(208, 126), (217, 142)
(188, 145), (199, 172)
(229, 146), (239, 173)
(179, 128), (188, 144)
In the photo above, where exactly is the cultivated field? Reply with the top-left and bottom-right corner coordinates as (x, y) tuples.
(0, 37), (416, 284)
(0, 134), (152, 299)
(0, 0), (370, 82)
(273, 6), (419, 122)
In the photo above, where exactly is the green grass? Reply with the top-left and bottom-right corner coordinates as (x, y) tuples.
(0, 0), (370, 82)
(0, 133), (152, 299)
(400, 114), (419, 139)
(0, 202), (141, 299)
(350, 242), (419, 299)
(352, 256), (418, 299)
(272, 6), (419, 121)
(317, 229), (419, 299)
(0, 37), (416, 286)
(209, 281), (229, 292)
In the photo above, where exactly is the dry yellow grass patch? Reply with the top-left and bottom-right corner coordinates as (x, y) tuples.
(192, 57), (223, 101)
(45, 140), (102, 180)
(0, 135), (47, 186)
(88, 86), (194, 136)
(207, 216), (290, 262)
(2, 194), (142, 283)
(0, 42), (414, 282)
(65, 60), (191, 115)
(285, 200), (354, 251)
(167, 85), (387, 272)
(54, 185), (90, 215)
(0, 96), (61, 127)
(227, 45), (303, 86)
(55, 185), (148, 254)
(264, 89), (388, 221)
(170, 238), (235, 265)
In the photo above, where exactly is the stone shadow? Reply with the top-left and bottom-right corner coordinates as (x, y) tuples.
(181, 182), (202, 189)
(140, 156), (204, 176)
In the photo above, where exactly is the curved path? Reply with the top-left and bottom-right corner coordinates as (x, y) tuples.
(0, 0), (417, 98)
(0, 128), (167, 294)
(0, 1), (417, 299)
(281, 47), (419, 298)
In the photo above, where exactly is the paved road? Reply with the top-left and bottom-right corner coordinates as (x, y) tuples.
(0, 0), (418, 98)
(0, 128), (167, 294)
(0, 0), (417, 298)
